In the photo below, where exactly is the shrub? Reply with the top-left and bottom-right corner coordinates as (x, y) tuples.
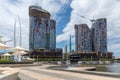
(0, 60), (12, 63)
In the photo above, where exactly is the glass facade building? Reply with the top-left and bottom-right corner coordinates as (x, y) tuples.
(75, 24), (91, 52)
(29, 6), (56, 50)
(91, 18), (107, 52)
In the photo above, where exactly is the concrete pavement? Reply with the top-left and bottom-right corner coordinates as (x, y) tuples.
(17, 65), (120, 80)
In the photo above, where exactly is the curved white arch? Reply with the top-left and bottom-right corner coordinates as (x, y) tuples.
(14, 16), (22, 47)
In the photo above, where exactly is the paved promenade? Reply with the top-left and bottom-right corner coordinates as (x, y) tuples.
(18, 64), (120, 80)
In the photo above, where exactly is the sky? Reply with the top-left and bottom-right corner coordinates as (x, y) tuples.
(0, 0), (120, 57)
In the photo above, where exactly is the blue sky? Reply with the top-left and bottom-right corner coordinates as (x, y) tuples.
(0, 0), (120, 58)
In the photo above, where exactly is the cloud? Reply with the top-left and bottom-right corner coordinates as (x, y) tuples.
(1, 0), (120, 57)
(0, 0), (70, 49)
(56, 0), (120, 56)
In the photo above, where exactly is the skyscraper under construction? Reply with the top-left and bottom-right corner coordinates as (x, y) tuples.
(29, 5), (56, 51)
(74, 18), (107, 53)
(74, 24), (91, 52)
(91, 18), (107, 52)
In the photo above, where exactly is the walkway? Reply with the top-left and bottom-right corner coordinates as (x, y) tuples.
(18, 65), (120, 80)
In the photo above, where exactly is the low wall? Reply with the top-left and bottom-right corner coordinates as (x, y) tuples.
(0, 67), (18, 80)
(0, 68), (37, 80)
(0, 73), (18, 80)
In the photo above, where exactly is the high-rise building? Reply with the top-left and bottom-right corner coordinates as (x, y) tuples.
(49, 20), (56, 50)
(29, 5), (56, 50)
(69, 35), (71, 53)
(75, 24), (91, 52)
(91, 18), (107, 52)
(64, 45), (67, 53)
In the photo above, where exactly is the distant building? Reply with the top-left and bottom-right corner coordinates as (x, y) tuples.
(64, 45), (67, 53)
(91, 18), (107, 52)
(56, 48), (63, 54)
(29, 5), (56, 51)
(69, 35), (72, 53)
(74, 24), (91, 52)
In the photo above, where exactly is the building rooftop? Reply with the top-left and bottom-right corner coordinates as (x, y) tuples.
(29, 5), (50, 16)
(96, 18), (106, 21)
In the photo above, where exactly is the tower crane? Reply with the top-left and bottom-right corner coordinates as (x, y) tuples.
(73, 13), (95, 22)
(80, 16), (95, 22)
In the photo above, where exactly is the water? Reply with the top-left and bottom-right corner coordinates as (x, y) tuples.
(66, 62), (120, 73)
(106, 63), (120, 73)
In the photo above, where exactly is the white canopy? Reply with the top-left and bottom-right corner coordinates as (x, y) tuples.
(12, 46), (26, 51)
(13, 51), (27, 55)
(3, 53), (10, 56)
(12, 46), (27, 55)
(0, 43), (12, 50)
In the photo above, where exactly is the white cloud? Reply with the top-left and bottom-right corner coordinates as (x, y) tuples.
(1, 0), (120, 56)
(0, 0), (70, 49)
(56, 0), (120, 56)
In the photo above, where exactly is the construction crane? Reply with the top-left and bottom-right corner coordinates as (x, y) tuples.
(80, 16), (95, 22)
(73, 13), (95, 22)
(2, 40), (12, 44)
(0, 35), (12, 44)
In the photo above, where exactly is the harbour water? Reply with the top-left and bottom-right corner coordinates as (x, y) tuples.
(106, 63), (120, 73)
(67, 62), (120, 73)
(86, 63), (120, 73)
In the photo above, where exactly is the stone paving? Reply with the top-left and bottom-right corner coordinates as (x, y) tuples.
(0, 70), (3, 75)
(18, 65), (120, 80)
(22, 68), (87, 80)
